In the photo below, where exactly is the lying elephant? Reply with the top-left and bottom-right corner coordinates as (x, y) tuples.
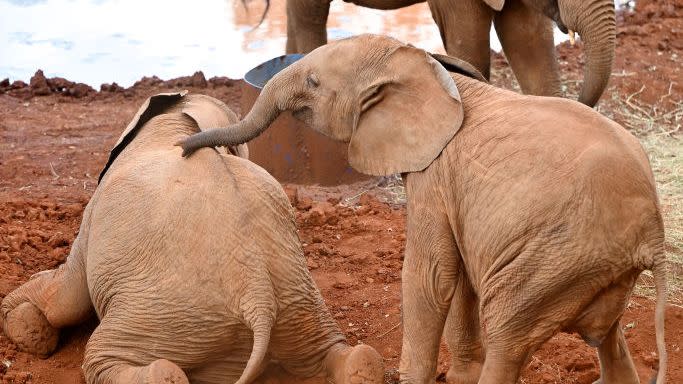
(177, 35), (668, 384)
(1, 92), (384, 384)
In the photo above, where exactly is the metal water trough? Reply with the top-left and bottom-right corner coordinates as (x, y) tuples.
(240, 54), (368, 185)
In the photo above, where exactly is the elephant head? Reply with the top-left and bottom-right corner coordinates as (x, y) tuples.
(177, 35), (469, 176)
(489, 0), (616, 106)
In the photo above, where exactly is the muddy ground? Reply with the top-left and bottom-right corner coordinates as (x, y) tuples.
(1, 1), (682, 383)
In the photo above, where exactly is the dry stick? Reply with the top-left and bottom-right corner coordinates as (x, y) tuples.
(624, 85), (653, 120)
(658, 81), (675, 105)
(376, 322), (402, 339)
(49, 162), (60, 179)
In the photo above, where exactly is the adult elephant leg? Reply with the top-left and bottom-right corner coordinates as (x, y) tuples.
(593, 321), (639, 384)
(443, 274), (483, 384)
(83, 318), (189, 384)
(427, 0), (494, 79)
(286, 0), (330, 54)
(1, 209), (94, 357)
(399, 177), (460, 383)
(493, 0), (561, 97)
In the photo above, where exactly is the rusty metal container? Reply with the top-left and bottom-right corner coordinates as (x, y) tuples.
(240, 55), (369, 185)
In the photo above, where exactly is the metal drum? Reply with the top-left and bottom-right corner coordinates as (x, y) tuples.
(240, 54), (369, 185)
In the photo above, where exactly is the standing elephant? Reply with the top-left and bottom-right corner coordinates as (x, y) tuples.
(284, 0), (615, 106)
(177, 35), (668, 384)
(1, 92), (384, 384)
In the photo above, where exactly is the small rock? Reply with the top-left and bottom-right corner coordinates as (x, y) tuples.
(30, 69), (51, 96)
(10, 80), (27, 89)
(365, 277), (374, 283)
(283, 185), (298, 206)
(306, 258), (319, 270)
(383, 346), (398, 358)
(68, 83), (94, 98)
(296, 196), (313, 211)
(100, 82), (124, 93)
(208, 76), (237, 87)
(190, 71), (208, 88)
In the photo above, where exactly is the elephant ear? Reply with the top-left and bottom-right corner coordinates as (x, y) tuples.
(98, 91), (187, 182)
(179, 94), (249, 159)
(98, 92), (248, 183)
(482, 0), (505, 11)
(430, 53), (488, 82)
(348, 46), (464, 176)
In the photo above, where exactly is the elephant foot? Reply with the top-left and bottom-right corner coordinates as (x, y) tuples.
(3, 302), (58, 358)
(144, 359), (189, 384)
(325, 343), (384, 384)
(344, 345), (384, 383)
(445, 361), (482, 384)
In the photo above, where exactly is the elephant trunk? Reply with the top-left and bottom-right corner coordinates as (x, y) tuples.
(559, 0), (616, 106)
(177, 67), (297, 156)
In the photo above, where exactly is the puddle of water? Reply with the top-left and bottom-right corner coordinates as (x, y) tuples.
(0, 0), (629, 87)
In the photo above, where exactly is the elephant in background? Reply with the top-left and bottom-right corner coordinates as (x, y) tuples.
(284, 0), (615, 106)
(1, 92), (384, 384)
(178, 35), (668, 384)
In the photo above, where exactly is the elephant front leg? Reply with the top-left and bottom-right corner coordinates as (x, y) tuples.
(427, 0), (494, 79)
(1, 225), (93, 357)
(493, 0), (561, 97)
(399, 205), (460, 383)
(443, 275), (483, 384)
(286, 0), (331, 53)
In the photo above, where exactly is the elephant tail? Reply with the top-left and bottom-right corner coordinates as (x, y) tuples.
(651, 255), (667, 384)
(235, 319), (273, 384)
(240, 0), (270, 28)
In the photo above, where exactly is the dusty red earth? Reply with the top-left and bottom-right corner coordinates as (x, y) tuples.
(1, 1), (682, 383)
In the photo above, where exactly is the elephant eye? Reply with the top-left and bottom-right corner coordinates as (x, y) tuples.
(306, 74), (320, 88)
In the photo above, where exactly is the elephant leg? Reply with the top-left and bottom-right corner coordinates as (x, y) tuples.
(443, 275), (483, 384)
(286, 0), (330, 54)
(83, 319), (189, 384)
(593, 322), (639, 384)
(1, 218), (93, 357)
(398, 189), (460, 383)
(493, 0), (561, 96)
(477, 354), (524, 384)
(427, 0), (494, 79)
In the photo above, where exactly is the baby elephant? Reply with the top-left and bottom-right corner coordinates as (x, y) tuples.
(178, 35), (668, 384)
(1, 93), (384, 384)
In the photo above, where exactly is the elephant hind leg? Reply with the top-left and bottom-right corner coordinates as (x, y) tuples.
(83, 319), (189, 384)
(2, 217), (93, 356)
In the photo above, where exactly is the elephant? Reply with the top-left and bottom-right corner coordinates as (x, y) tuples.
(283, 0), (615, 106)
(177, 35), (668, 384)
(0, 92), (384, 384)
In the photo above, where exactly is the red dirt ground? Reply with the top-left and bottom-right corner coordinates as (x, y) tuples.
(1, 1), (682, 383)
